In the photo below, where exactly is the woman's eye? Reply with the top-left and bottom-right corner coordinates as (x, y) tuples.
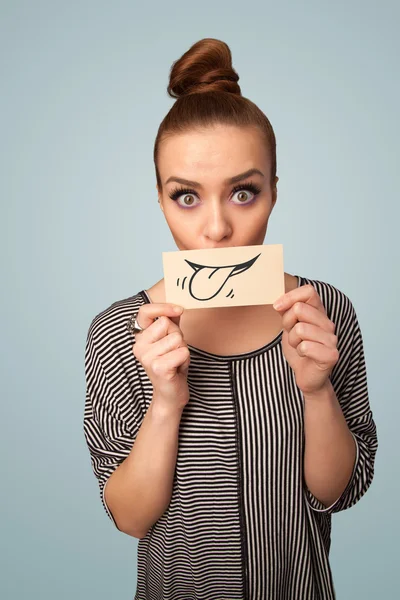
(231, 189), (254, 204)
(178, 194), (199, 207)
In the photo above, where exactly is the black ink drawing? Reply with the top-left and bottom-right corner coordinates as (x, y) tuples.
(176, 253), (261, 301)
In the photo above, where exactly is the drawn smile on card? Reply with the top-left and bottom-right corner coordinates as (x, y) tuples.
(175, 253), (261, 301)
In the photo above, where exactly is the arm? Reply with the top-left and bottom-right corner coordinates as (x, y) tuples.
(105, 398), (183, 538)
(303, 298), (378, 514)
(303, 380), (357, 507)
(83, 323), (184, 538)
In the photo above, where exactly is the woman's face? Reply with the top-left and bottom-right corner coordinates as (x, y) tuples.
(157, 124), (278, 250)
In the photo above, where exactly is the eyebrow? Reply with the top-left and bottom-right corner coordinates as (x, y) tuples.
(165, 168), (265, 189)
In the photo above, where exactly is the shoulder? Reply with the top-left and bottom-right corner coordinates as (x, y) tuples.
(86, 290), (145, 348)
(85, 291), (149, 428)
(298, 274), (356, 330)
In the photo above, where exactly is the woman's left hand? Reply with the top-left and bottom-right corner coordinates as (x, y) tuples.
(273, 284), (339, 396)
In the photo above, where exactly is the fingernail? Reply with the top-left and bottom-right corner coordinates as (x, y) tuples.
(273, 299), (283, 310)
(173, 305), (183, 313)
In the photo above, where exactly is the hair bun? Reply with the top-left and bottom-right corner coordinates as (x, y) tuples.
(167, 38), (241, 99)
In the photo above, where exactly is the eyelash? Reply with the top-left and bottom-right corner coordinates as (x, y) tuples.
(168, 182), (262, 207)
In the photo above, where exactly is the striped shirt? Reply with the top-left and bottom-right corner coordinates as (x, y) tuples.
(83, 274), (378, 600)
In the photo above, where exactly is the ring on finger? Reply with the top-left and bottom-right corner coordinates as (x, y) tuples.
(127, 315), (145, 335)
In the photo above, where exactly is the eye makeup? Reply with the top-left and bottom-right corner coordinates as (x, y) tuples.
(168, 181), (262, 208)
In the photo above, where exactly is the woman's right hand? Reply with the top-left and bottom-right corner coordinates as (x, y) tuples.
(132, 304), (191, 411)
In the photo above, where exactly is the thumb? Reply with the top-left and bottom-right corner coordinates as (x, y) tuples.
(169, 313), (182, 328)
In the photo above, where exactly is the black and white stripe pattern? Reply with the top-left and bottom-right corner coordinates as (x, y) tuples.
(83, 275), (378, 599)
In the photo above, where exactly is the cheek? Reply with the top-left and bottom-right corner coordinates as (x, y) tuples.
(165, 211), (199, 242)
(241, 201), (271, 226)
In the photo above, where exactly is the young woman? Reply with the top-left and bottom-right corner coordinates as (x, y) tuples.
(83, 38), (378, 600)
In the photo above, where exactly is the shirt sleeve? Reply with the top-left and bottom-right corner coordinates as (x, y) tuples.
(304, 296), (378, 515)
(83, 319), (144, 529)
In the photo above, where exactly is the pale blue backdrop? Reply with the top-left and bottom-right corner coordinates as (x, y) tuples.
(1, 0), (398, 598)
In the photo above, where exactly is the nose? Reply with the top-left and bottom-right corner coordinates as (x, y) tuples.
(203, 200), (232, 243)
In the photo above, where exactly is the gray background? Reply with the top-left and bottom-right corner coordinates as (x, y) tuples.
(1, 0), (398, 598)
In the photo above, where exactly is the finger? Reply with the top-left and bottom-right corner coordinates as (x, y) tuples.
(288, 322), (338, 350)
(274, 284), (326, 313)
(178, 352), (191, 375)
(136, 303), (184, 330)
(296, 340), (339, 366)
(145, 330), (186, 362)
(281, 302), (336, 335)
(152, 346), (191, 379)
(142, 314), (183, 344)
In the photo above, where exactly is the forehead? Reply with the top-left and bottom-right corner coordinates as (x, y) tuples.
(158, 125), (269, 182)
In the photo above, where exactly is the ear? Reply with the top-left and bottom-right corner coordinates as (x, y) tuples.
(271, 176), (279, 209)
(157, 184), (164, 212)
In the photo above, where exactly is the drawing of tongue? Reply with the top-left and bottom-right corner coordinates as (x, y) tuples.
(184, 253), (261, 301)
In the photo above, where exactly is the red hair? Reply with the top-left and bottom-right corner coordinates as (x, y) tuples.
(154, 38), (277, 191)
